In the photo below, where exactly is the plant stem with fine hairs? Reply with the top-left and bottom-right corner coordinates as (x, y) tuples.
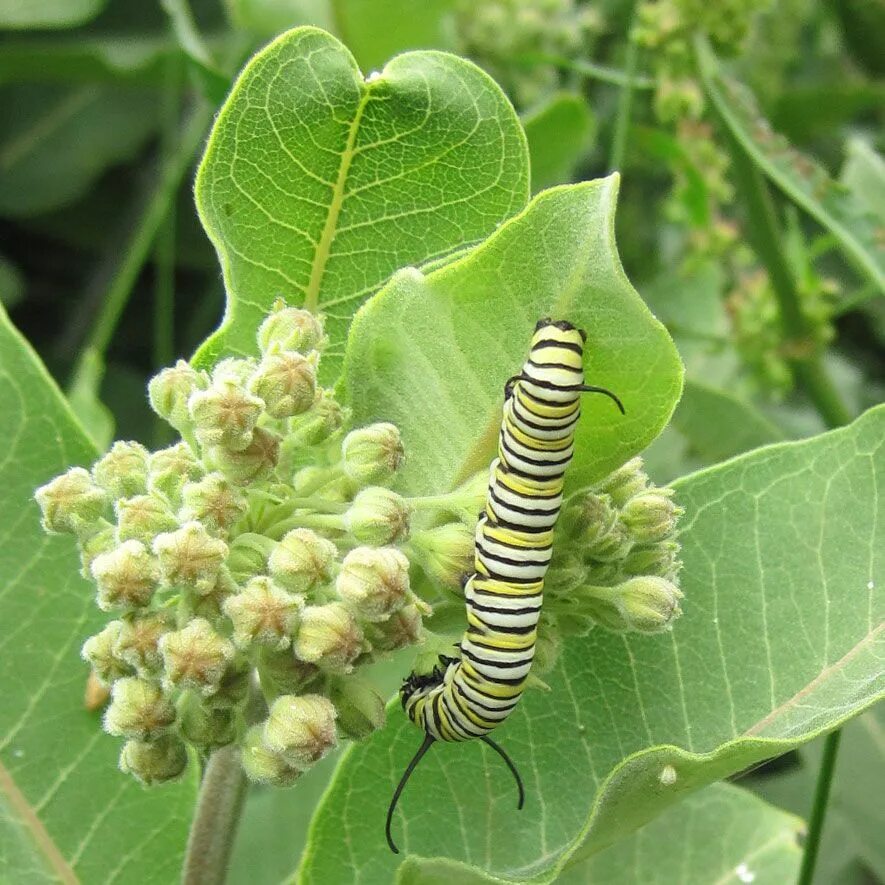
(796, 729), (842, 885)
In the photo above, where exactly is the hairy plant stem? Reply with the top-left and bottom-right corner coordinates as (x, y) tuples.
(797, 729), (842, 885)
(609, 7), (640, 173)
(181, 746), (249, 885)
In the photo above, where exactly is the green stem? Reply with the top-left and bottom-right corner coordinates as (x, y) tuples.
(832, 281), (878, 317)
(264, 513), (345, 540)
(74, 102), (211, 378)
(182, 745), (249, 885)
(797, 729), (842, 885)
(512, 51), (653, 89)
(609, 9), (640, 172)
(715, 101), (851, 428)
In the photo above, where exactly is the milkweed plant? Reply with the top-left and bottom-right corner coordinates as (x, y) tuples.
(3, 1), (883, 883)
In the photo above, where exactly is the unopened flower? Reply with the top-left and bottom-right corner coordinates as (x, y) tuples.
(344, 487), (410, 545)
(263, 694), (337, 768)
(336, 547), (410, 621)
(410, 523), (473, 590)
(104, 677), (175, 740)
(116, 494), (178, 544)
(35, 467), (108, 534)
(92, 441), (150, 498)
(287, 391), (344, 447)
(622, 540), (681, 580)
(91, 540), (160, 610)
(211, 357), (257, 387)
(594, 457), (648, 507)
(148, 360), (208, 431)
(78, 522), (116, 577)
(207, 426), (280, 484)
(223, 576), (304, 650)
(268, 528), (337, 594)
(153, 521), (228, 595)
(341, 423), (404, 486)
(257, 304), (325, 355)
(250, 351), (317, 419)
(180, 472), (248, 535)
(560, 491), (618, 543)
(227, 534), (274, 584)
(240, 725), (302, 786)
(621, 490), (682, 545)
(115, 613), (171, 675)
(585, 518), (633, 563)
(148, 443), (203, 503)
(82, 621), (131, 684)
(159, 618), (235, 695)
(189, 378), (264, 452)
(179, 703), (236, 749)
(119, 734), (188, 785)
(370, 604), (424, 651)
(613, 576), (683, 633)
(294, 603), (364, 672)
(328, 674), (386, 740)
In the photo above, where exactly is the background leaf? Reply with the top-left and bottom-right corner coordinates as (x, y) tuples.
(192, 26), (529, 380)
(298, 405), (884, 883)
(0, 305), (196, 883)
(0, 0), (107, 30)
(344, 177), (684, 495)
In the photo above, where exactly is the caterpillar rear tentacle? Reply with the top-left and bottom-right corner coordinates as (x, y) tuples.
(387, 319), (623, 853)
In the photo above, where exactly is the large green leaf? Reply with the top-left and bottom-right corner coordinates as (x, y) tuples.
(562, 783), (803, 884)
(0, 306), (196, 883)
(344, 178), (684, 495)
(192, 26), (529, 379)
(0, 0), (107, 29)
(697, 38), (885, 294)
(298, 405), (884, 883)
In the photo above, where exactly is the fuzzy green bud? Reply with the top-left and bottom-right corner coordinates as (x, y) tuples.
(294, 603), (364, 672)
(268, 528), (337, 594)
(210, 661), (252, 709)
(159, 618), (235, 695)
(116, 494), (179, 544)
(35, 467), (108, 535)
(180, 472), (248, 535)
(263, 694), (338, 768)
(622, 540), (681, 580)
(613, 576), (683, 633)
(78, 521), (116, 577)
(148, 360), (208, 431)
(336, 546), (410, 621)
(115, 612), (171, 675)
(152, 521), (228, 595)
(585, 519), (633, 563)
(223, 576), (304, 650)
(92, 441), (150, 498)
(227, 534), (274, 584)
(148, 443), (203, 503)
(341, 423), (404, 486)
(190, 568), (239, 622)
(249, 351), (317, 419)
(82, 621), (131, 684)
(543, 552), (586, 595)
(621, 489), (682, 545)
(328, 674), (386, 740)
(104, 677), (175, 740)
(594, 457), (648, 507)
(532, 620), (561, 676)
(257, 304), (324, 355)
(259, 649), (323, 697)
(287, 391), (344, 447)
(211, 357), (257, 387)
(119, 734), (188, 784)
(344, 487), (410, 545)
(411, 523), (474, 591)
(189, 378), (264, 452)
(561, 491), (618, 543)
(91, 540), (160, 611)
(207, 426), (280, 485)
(370, 603), (424, 651)
(178, 703), (236, 749)
(241, 725), (302, 786)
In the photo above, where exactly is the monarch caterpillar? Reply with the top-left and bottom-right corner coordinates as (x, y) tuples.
(386, 318), (624, 853)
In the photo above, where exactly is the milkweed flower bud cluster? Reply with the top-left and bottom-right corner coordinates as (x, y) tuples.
(34, 305), (479, 788)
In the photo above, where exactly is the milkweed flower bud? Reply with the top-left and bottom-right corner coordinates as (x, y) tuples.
(148, 360), (208, 431)
(257, 304), (325, 355)
(152, 521), (228, 595)
(188, 378), (264, 452)
(613, 576), (683, 633)
(115, 612), (171, 675)
(119, 734), (188, 785)
(336, 547), (410, 621)
(411, 523), (473, 590)
(82, 621), (131, 684)
(268, 528), (337, 594)
(211, 357), (257, 387)
(211, 661), (252, 709)
(585, 519), (633, 563)
(159, 618), (235, 695)
(91, 540), (160, 610)
(190, 568), (239, 622)
(622, 540), (681, 580)
(148, 443), (203, 503)
(370, 603), (424, 651)
(287, 392), (345, 447)
(116, 494), (179, 544)
(594, 457), (648, 507)
(294, 603), (364, 672)
(207, 426), (280, 485)
(561, 491), (618, 543)
(92, 441), (150, 498)
(223, 576), (304, 650)
(35, 467), (108, 534)
(344, 487), (410, 545)
(78, 521), (116, 577)
(263, 694), (337, 768)
(227, 534), (274, 584)
(621, 489), (682, 545)
(249, 351), (317, 419)
(179, 703), (236, 749)
(532, 619), (561, 675)
(328, 674), (386, 740)
(104, 677), (175, 739)
(241, 725), (302, 786)
(180, 472), (248, 535)
(341, 423), (404, 486)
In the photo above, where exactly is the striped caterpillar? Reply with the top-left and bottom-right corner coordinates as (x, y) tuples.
(386, 318), (624, 853)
